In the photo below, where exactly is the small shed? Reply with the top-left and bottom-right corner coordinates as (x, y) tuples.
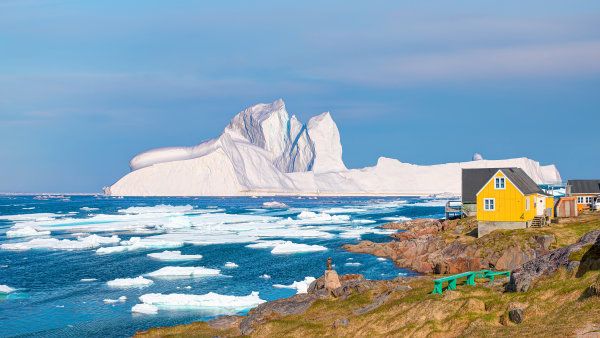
(555, 197), (578, 217)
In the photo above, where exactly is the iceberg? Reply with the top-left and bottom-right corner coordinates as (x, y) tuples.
(107, 276), (154, 288)
(106, 99), (562, 196)
(224, 262), (239, 268)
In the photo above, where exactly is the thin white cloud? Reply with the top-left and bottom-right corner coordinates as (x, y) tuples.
(311, 41), (600, 86)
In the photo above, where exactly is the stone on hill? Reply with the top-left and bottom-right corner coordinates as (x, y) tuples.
(324, 270), (342, 290)
(509, 307), (525, 324)
(332, 318), (349, 329)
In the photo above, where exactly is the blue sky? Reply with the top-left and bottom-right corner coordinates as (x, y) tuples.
(1, 0), (599, 193)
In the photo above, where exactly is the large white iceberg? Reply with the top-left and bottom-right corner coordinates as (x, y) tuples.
(105, 99), (562, 196)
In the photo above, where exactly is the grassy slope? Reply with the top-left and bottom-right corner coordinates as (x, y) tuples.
(137, 211), (600, 338)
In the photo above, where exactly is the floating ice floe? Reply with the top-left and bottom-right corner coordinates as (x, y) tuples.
(247, 240), (327, 254)
(80, 207), (99, 211)
(6, 226), (51, 238)
(293, 211), (351, 224)
(104, 296), (127, 304)
(376, 257), (387, 261)
(131, 303), (158, 314)
(0, 285), (16, 293)
(259, 274), (271, 279)
(273, 276), (315, 294)
(80, 278), (98, 282)
(262, 201), (289, 208)
(147, 250), (203, 261)
(118, 204), (195, 214)
(1, 234), (120, 251)
(0, 213), (60, 222)
(224, 262), (239, 268)
(137, 291), (266, 311)
(107, 276), (154, 288)
(345, 262), (361, 267)
(146, 266), (221, 278)
(96, 237), (183, 254)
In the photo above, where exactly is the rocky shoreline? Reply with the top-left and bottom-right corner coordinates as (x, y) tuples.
(344, 217), (555, 274)
(135, 212), (600, 337)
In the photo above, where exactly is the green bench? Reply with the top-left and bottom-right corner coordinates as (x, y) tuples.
(431, 270), (511, 295)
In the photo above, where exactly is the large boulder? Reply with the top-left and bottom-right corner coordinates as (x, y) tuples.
(507, 230), (600, 292)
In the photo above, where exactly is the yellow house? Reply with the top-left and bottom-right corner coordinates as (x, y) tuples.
(476, 168), (553, 237)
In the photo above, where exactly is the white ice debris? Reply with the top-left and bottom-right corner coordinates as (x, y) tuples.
(1, 234), (120, 251)
(273, 276), (316, 294)
(80, 278), (98, 282)
(146, 266), (221, 278)
(131, 303), (158, 314)
(96, 237), (183, 254)
(345, 262), (361, 266)
(147, 250), (203, 261)
(6, 226), (51, 238)
(224, 262), (239, 268)
(105, 99), (562, 196)
(107, 276), (154, 288)
(138, 291), (266, 310)
(104, 296), (128, 303)
(270, 241), (327, 255)
(80, 207), (99, 211)
(262, 201), (289, 208)
(0, 285), (16, 293)
(376, 257), (387, 261)
(259, 274), (271, 279)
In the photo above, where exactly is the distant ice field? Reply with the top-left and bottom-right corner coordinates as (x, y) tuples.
(0, 195), (448, 337)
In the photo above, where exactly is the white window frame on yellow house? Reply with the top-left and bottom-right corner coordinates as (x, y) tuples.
(526, 197), (530, 211)
(494, 177), (506, 190)
(577, 196), (593, 204)
(484, 198), (495, 211)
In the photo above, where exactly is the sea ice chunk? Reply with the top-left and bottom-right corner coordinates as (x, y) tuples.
(147, 250), (203, 261)
(131, 303), (158, 314)
(138, 291), (266, 310)
(270, 241), (327, 254)
(0, 285), (16, 293)
(1, 234), (120, 251)
(262, 201), (289, 208)
(6, 226), (51, 238)
(146, 266), (221, 278)
(96, 237), (183, 254)
(224, 262), (239, 268)
(107, 276), (154, 288)
(273, 276), (316, 294)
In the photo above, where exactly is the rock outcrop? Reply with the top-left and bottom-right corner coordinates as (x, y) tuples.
(507, 230), (600, 292)
(240, 273), (386, 335)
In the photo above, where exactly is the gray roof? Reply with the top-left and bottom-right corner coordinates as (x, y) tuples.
(567, 180), (600, 194)
(462, 167), (546, 203)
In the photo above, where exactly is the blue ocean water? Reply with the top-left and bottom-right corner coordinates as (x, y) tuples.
(0, 195), (448, 337)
